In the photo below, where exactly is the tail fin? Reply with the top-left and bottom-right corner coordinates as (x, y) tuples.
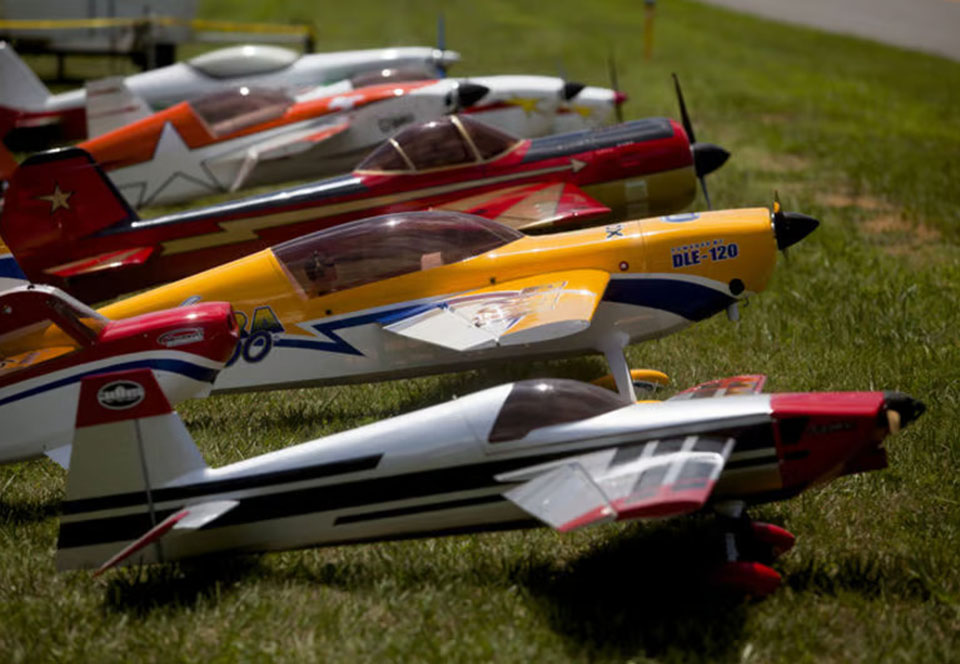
(85, 76), (152, 138)
(0, 41), (51, 112)
(56, 369), (213, 571)
(0, 148), (138, 275)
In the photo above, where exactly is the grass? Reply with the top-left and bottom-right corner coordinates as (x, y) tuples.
(3, 0), (960, 661)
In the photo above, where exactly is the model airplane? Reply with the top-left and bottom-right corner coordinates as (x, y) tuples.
(0, 41), (460, 147)
(82, 204), (817, 403)
(53, 73), (627, 208)
(0, 284), (238, 468)
(1, 106), (730, 303)
(54, 370), (924, 596)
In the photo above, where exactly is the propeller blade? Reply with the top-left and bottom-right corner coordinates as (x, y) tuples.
(672, 73), (696, 144)
(608, 54), (624, 123)
(436, 14), (448, 77)
(698, 175), (712, 210)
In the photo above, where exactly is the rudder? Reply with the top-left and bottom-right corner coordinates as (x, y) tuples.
(0, 147), (138, 280)
(0, 41), (51, 111)
(56, 368), (210, 571)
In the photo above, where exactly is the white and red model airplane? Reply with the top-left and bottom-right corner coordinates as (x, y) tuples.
(0, 284), (238, 467)
(60, 73), (626, 207)
(55, 371), (924, 596)
(0, 41), (460, 146)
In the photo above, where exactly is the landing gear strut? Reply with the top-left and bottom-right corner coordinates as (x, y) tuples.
(709, 501), (796, 597)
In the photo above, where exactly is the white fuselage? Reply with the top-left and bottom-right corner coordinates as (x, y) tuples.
(107, 75), (620, 208)
(59, 387), (780, 568)
(41, 47), (456, 113)
(0, 350), (222, 464)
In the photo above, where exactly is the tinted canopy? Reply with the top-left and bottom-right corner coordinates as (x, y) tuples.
(488, 379), (627, 443)
(357, 115), (520, 172)
(192, 86), (295, 137)
(273, 211), (522, 297)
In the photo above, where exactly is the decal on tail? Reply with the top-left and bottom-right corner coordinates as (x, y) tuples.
(57, 368), (214, 571)
(0, 148), (139, 282)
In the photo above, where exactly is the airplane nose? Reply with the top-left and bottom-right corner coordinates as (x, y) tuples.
(433, 49), (461, 66)
(692, 142), (730, 178)
(882, 392), (926, 433)
(613, 90), (629, 106)
(455, 82), (490, 107)
(773, 211), (819, 251)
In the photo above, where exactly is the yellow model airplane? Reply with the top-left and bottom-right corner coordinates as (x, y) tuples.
(26, 204), (816, 401)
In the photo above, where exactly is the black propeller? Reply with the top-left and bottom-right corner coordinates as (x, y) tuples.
(608, 54), (625, 123)
(672, 73), (730, 210)
(882, 392), (926, 433)
(771, 192), (820, 255)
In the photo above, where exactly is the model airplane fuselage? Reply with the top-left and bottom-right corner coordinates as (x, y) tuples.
(56, 369), (924, 596)
(89, 207), (816, 402)
(75, 75), (625, 207)
(0, 285), (238, 467)
(0, 42), (459, 145)
(2, 115), (728, 304)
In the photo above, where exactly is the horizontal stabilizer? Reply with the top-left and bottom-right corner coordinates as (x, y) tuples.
(436, 181), (610, 231)
(44, 246), (155, 278)
(93, 499), (238, 576)
(669, 375), (767, 400)
(85, 77), (153, 137)
(384, 269), (609, 351)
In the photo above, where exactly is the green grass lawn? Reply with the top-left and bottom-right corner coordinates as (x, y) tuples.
(2, 0), (959, 661)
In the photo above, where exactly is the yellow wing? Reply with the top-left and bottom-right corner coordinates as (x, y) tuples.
(383, 269), (610, 351)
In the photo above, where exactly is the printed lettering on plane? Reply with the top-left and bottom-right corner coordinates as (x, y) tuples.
(158, 327), (205, 348)
(227, 305), (286, 366)
(671, 239), (740, 269)
(97, 381), (146, 410)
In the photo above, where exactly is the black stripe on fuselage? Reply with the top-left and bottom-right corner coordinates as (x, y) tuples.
(58, 439), (783, 551)
(521, 118), (675, 164)
(61, 453), (384, 516)
(333, 493), (507, 525)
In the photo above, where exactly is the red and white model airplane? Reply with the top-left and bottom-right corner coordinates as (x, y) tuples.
(0, 284), (238, 467)
(55, 371), (924, 596)
(59, 73), (626, 208)
(0, 41), (460, 147)
(1, 106), (729, 303)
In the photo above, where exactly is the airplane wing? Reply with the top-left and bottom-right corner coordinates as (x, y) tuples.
(207, 120), (350, 192)
(43, 246), (155, 278)
(498, 436), (734, 531)
(383, 269), (609, 351)
(668, 375), (768, 400)
(433, 181), (611, 231)
(93, 500), (239, 577)
(85, 77), (153, 137)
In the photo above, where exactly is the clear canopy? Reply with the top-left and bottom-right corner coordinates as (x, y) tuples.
(272, 211), (522, 297)
(488, 379), (627, 443)
(192, 87), (295, 137)
(357, 115), (520, 172)
(188, 45), (298, 78)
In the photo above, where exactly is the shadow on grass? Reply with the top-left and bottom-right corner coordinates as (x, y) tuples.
(0, 498), (60, 525)
(101, 555), (264, 617)
(513, 520), (751, 661)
